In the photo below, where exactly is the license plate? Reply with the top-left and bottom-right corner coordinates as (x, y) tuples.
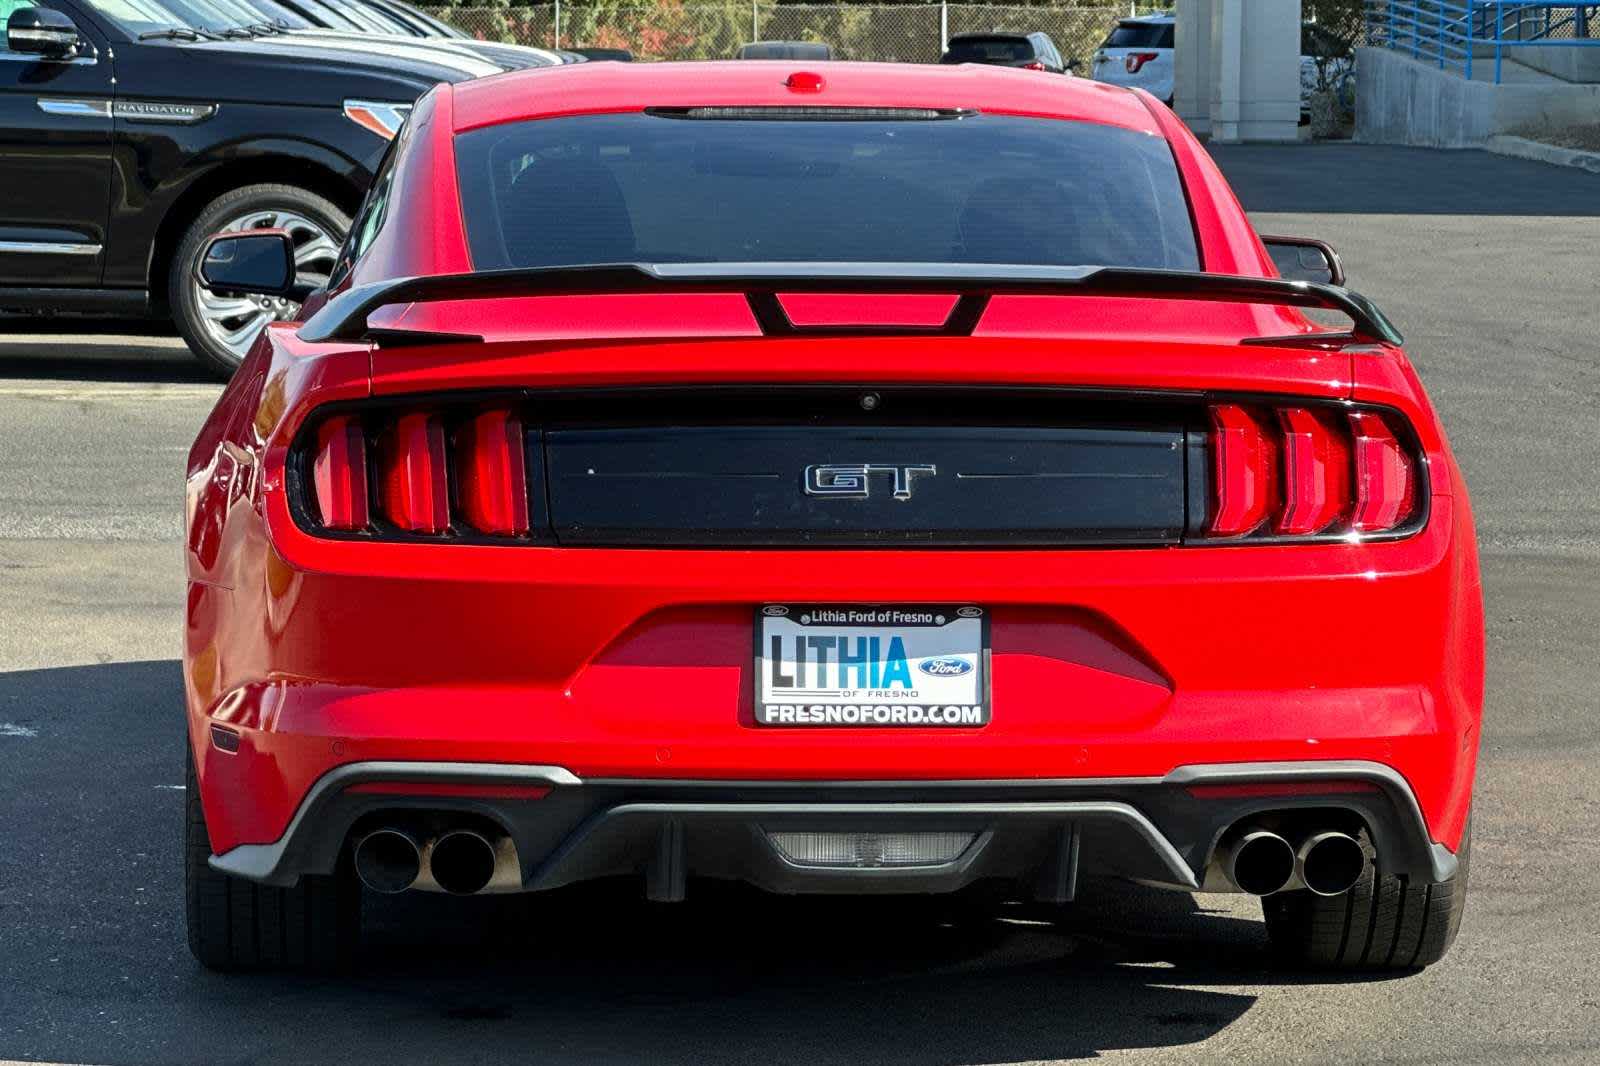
(754, 605), (989, 727)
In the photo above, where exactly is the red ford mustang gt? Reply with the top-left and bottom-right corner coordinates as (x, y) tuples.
(183, 60), (1482, 971)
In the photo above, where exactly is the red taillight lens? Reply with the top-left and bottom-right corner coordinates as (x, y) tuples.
(1205, 402), (1419, 540)
(1021, 60), (1046, 71)
(1208, 403), (1276, 536)
(311, 415), (368, 531)
(300, 406), (535, 538)
(1275, 407), (1351, 535)
(1126, 51), (1159, 73)
(379, 412), (450, 534)
(1349, 410), (1416, 532)
(455, 409), (529, 536)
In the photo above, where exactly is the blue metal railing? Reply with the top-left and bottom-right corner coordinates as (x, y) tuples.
(1365, 2), (1600, 83)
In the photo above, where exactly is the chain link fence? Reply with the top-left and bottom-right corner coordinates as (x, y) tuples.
(424, 2), (1172, 66)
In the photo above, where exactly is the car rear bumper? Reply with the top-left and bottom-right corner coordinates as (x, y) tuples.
(209, 758), (1457, 895)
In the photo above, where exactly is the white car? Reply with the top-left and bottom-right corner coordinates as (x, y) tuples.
(1089, 13), (1355, 119)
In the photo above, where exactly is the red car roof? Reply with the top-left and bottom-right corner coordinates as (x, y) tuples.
(450, 60), (1165, 135)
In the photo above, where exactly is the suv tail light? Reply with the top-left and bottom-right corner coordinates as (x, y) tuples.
(1125, 51), (1159, 73)
(1021, 60), (1046, 71)
(1202, 401), (1420, 541)
(299, 405), (536, 541)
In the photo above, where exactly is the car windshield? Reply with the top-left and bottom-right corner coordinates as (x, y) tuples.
(135, 0), (257, 33)
(1103, 21), (1174, 48)
(85, 0), (201, 35)
(455, 112), (1200, 272)
(942, 37), (1030, 62)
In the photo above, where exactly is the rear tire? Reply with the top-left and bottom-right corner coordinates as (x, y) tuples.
(185, 747), (358, 971)
(1262, 821), (1470, 971)
(168, 183), (349, 379)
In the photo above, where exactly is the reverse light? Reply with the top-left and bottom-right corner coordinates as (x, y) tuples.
(1125, 51), (1159, 73)
(311, 415), (368, 531)
(455, 409), (529, 536)
(379, 412), (449, 534)
(342, 100), (412, 141)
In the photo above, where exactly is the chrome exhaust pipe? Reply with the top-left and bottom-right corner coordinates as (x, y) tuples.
(1219, 828), (1296, 896)
(1297, 831), (1367, 896)
(354, 828), (422, 894)
(427, 829), (499, 895)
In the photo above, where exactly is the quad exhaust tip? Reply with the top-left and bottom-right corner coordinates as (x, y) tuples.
(1221, 829), (1297, 896)
(1297, 831), (1367, 896)
(354, 828), (422, 894)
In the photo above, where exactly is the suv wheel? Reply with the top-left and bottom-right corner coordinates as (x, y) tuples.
(1262, 821), (1470, 971)
(185, 746), (358, 970)
(169, 183), (349, 378)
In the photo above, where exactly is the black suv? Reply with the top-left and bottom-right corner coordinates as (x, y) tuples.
(0, 0), (560, 374)
(939, 32), (1067, 74)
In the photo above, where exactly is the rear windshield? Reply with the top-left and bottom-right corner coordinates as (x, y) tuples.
(942, 36), (1031, 62)
(1103, 21), (1175, 48)
(454, 112), (1199, 272)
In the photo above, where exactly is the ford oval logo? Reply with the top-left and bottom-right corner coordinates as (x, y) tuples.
(918, 656), (973, 678)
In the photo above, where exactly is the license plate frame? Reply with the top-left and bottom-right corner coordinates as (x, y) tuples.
(753, 604), (989, 728)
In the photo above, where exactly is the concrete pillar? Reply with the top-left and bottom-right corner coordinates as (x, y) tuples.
(1173, 0), (1212, 135)
(1208, 0), (1302, 143)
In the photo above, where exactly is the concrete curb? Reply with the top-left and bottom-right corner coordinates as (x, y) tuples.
(1485, 134), (1600, 174)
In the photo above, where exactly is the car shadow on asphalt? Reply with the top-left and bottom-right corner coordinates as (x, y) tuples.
(0, 659), (1406, 1066)
(0, 315), (215, 384)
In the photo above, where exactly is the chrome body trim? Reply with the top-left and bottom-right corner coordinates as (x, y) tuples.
(0, 240), (102, 256)
(35, 97), (110, 118)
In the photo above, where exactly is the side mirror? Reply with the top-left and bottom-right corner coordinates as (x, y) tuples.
(1262, 235), (1345, 287)
(8, 6), (81, 59)
(198, 230), (310, 300)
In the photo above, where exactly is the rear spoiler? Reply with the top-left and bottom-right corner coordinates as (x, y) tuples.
(298, 262), (1404, 347)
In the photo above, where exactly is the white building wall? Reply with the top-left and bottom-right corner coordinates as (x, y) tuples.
(1177, 0), (1302, 143)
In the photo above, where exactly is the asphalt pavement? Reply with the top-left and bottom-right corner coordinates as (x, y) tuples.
(1, 144), (1597, 1065)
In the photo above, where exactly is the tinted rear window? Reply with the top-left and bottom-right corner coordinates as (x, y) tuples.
(454, 112), (1199, 272)
(942, 36), (1033, 62)
(1103, 21), (1174, 48)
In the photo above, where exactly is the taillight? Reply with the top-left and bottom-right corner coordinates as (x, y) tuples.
(1208, 403), (1276, 536)
(311, 415), (368, 531)
(1275, 407), (1351, 535)
(455, 409), (529, 536)
(1349, 410), (1416, 532)
(1021, 60), (1046, 71)
(1204, 402), (1420, 540)
(379, 412), (450, 534)
(297, 406), (535, 539)
(1125, 51), (1159, 73)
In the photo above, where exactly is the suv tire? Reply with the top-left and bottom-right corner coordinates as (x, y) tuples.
(185, 746), (358, 971)
(1262, 821), (1470, 971)
(169, 183), (349, 378)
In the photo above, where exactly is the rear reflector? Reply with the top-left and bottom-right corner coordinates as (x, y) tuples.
(1185, 781), (1382, 799)
(379, 412), (449, 534)
(1205, 402), (1419, 540)
(311, 415), (369, 531)
(455, 409), (529, 536)
(346, 781), (551, 800)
